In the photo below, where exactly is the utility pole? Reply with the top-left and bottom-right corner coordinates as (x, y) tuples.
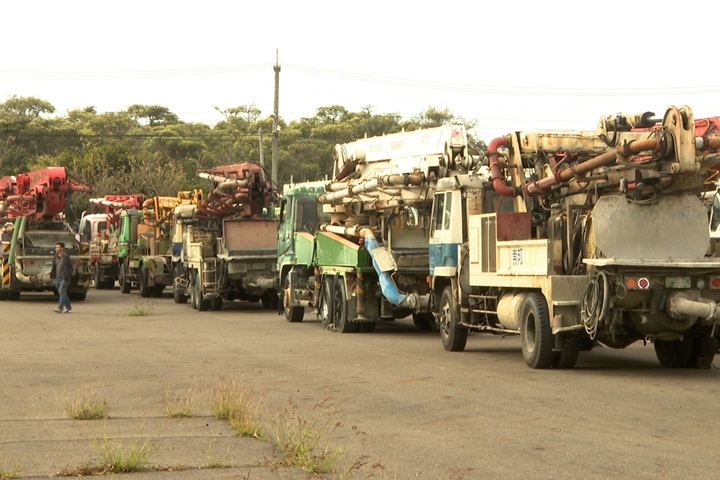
(258, 127), (264, 166)
(272, 49), (280, 187)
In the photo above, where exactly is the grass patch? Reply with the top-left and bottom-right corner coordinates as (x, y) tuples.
(64, 391), (109, 420)
(210, 377), (264, 437)
(95, 432), (156, 473)
(0, 458), (22, 479)
(127, 298), (154, 316)
(267, 398), (344, 475)
(59, 431), (156, 476)
(164, 386), (199, 418)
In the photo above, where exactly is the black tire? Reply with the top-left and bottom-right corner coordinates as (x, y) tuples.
(519, 292), (553, 369)
(320, 276), (334, 329)
(412, 312), (437, 331)
(151, 285), (164, 298)
(189, 270), (198, 310)
(139, 266), (152, 298)
(70, 291), (87, 302)
(358, 321), (376, 333)
(689, 334), (717, 369)
(655, 336), (694, 368)
(211, 296), (223, 311)
(552, 335), (581, 369)
(120, 267), (131, 294)
(332, 277), (357, 333)
(438, 286), (467, 351)
(194, 273), (210, 311)
(94, 263), (103, 290)
(283, 274), (304, 322)
(173, 277), (188, 304)
(261, 291), (278, 310)
(8, 290), (20, 301)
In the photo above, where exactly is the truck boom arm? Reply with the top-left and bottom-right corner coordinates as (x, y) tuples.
(1, 167), (95, 220)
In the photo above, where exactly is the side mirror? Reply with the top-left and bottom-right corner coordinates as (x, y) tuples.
(406, 207), (419, 227)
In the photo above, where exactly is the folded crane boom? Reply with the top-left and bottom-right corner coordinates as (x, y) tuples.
(172, 163), (278, 311)
(431, 105), (720, 369)
(278, 125), (478, 331)
(0, 167), (95, 301)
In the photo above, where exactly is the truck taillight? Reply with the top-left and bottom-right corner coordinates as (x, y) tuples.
(710, 277), (720, 289)
(626, 277), (650, 290)
(23, 260), (34, 265)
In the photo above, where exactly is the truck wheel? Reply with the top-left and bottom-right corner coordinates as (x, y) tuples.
(520, 292), (553, 369)
(189, 270), (199, 309)
(211, 297), (223, 311)
(438, 286), (467, 352)
(552, 335), (581, 369)
(283, 275), (304, 323)
(320, 276), (334, 329)
(358, 321), (376, 333)
(120, 268), (131, 294)
(194, 272), (210, 311)
(173, 277), (188, 304)
(654, 336), (693, 368)
(94, 264), (103, 290)
(332, 278), (357, 333)
(70, 291), (87, 302)
(412, 313), (437, 331)
(689, 334), (717, 369)
(139, 266), (152, 298)
(261, 292), (278, 310)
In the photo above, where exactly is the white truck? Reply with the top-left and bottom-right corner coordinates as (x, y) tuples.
(431, 105), (720, 368)
(79, 194), (145, 289)
(171, 163), (278, 311)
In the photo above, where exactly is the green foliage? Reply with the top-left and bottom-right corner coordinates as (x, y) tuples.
(0, 96), (479, 197)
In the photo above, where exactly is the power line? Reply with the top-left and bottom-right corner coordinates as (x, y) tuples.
(0, 64), (270, 80)
(3, 62), (720, 97)
(282, 64), (720, 97)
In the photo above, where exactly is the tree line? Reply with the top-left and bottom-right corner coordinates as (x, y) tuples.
(0, 95), (484, 221)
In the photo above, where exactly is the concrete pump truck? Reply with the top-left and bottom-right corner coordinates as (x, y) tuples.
(277, 125), (477, 332)
(0, 167), (95, 301)
(171, 162), (278, 311)
(430, 105), (720, 369)
(79, 194), (146, 289)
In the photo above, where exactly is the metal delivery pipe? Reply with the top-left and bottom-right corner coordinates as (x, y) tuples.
(524, 138), (658, 196)
(666, 292), (720, 322)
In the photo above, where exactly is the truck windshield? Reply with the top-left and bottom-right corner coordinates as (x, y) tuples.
(295, 196), (322, 233)
(24, 231), (74, 249)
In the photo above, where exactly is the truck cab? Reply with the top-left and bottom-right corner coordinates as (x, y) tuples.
(277, 181), (327, 322)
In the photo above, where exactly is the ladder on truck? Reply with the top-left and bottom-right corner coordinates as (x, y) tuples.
(200, 258), (219, 296)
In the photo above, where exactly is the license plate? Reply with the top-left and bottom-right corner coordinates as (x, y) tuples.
(666, 276), (691, 288)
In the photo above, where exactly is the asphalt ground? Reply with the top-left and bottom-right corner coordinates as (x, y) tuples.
(2, 287), (720, 480)
(0, 289), (316, 479)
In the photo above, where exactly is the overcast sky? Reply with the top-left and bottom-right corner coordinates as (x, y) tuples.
(3, 1), (720, 141)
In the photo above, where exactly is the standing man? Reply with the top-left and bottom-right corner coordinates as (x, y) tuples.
(51, 242), (73, 313)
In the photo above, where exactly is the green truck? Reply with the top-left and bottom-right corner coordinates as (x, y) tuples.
(277, 125), (476, 332)
(117, 196), (189, 297)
